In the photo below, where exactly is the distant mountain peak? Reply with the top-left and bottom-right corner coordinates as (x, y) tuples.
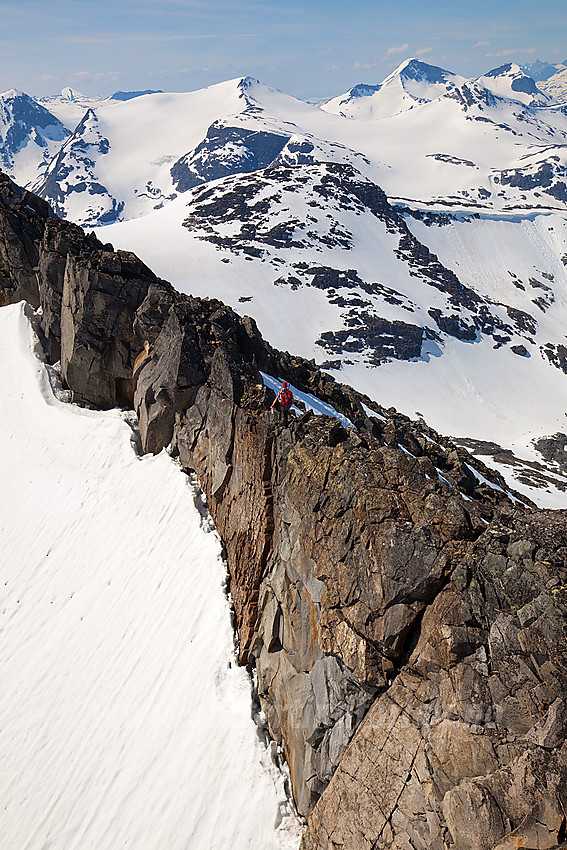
(238, 76), (261, 92)
(388, 57), (456, 85)
(322, 58), (465, 120)
(478, 62), (549, 105)
(59, 87), (87, 102)
(483, 61), (521, 78)
(1, 88), (24, 100)
(0, 89), (69, 187)
(521, 58), (567, 82)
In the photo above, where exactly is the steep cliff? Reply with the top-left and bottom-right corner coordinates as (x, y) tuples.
(1, 169), (566, 850)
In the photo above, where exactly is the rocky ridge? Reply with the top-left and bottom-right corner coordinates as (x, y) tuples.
(1, 169), (567, 850)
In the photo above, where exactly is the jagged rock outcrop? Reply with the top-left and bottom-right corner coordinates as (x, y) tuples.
(0, 174), (50, 308)
(0, 170), (172, 406)
(302, 508), (567, 849)
(1, 169), (567, 849)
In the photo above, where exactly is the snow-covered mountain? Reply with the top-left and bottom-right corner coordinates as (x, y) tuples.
(3, 60), (567, 505)
(2, 60), (567, 224)
(0, 89), (69, 186)
(20, 67), (567, 228)
(30, 78), (296, 225)
(321, 58), (467, 120)
(477, 62), (552, 107)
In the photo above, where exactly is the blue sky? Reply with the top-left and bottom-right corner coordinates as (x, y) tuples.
(1, 0), (566, 100)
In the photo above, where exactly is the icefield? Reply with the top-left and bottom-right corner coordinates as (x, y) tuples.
(0, 303), (301, 850)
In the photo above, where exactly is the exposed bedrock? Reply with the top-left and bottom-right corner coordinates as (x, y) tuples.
(0, 172), (50, 309)
(1, 169), (567, 849)
(302, 509), (567, 849)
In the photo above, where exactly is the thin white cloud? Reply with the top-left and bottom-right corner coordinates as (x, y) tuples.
(474, 41), (490, 48)
(132, 0), (287, 10)
(70, 70), (122, 82)
(62, 33), (219, 45)
(485, 47), (536, 58)
(386, 43), (409, 56)
(415, 46), (432, 57)
(353, 61), (379, 70)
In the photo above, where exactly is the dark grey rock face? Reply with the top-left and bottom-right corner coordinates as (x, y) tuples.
(348, 83), (381, 98)
(444, 82), (498, 111)
(170, 121), (290, 191)
(494, 160), (567, 203)
(402, 59), (455, 86)
(0, 172), (52, 308)
(58, 245), (159, 408)
(1, 170), (567, 849)
(318, 318), (426, 362)
(0, 169), (172, 405)
(511, 74), (540, 95)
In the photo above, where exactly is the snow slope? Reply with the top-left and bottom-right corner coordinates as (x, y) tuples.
(36, 88), (163, 130)
(0, 302), (300, 850)
(538, 67), (567, 104)
(37, 87), (109, 130)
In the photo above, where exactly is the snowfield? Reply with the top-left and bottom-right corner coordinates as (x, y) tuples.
(0, 302), (301, 850)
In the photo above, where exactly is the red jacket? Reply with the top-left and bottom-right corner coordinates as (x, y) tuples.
(276, 387), (294, 409)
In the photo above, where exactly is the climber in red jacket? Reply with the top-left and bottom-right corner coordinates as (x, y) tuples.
(271, 381), (294, 425)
